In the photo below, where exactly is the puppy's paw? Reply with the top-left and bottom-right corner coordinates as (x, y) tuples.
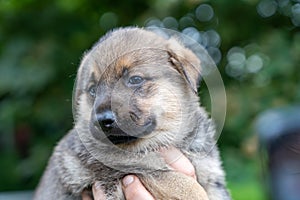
(141, 171), (209, 200)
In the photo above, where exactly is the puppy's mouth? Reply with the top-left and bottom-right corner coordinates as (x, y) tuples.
(101, 118), (156, 145)
(107, 134), (138, 145)
(106, 121), (155, 145)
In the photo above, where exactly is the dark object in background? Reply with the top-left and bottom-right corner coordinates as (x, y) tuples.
(14, 124), (31, 158)
(256, 106), (300, 200)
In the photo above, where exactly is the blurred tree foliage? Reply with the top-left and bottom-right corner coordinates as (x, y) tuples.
(0, 0), (299, 199)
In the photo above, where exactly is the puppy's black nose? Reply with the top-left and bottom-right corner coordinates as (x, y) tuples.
(93, 110), (139, 144)
(96, 110), (115, 131)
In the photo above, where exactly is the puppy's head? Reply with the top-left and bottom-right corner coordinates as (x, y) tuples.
(73, 27), (202, 152)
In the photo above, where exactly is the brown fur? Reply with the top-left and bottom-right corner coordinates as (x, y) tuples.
(34, 27), (231, 200)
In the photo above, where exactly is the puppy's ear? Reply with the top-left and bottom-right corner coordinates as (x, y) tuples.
(72, 53), (89, 116)
(167, 38), (201, 94)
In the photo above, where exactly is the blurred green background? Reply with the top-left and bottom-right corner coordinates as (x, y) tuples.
(0, 0), (299, 199)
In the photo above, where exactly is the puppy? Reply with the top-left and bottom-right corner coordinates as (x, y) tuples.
(34, 27), (231, 200)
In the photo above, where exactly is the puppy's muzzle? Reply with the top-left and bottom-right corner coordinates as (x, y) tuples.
(95, 110), (138, 144)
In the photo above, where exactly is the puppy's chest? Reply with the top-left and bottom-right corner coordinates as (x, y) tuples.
(91, 164), (123, 189)
(85, 159), (166, 194)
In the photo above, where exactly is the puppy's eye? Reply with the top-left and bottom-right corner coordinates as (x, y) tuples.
(128, 76), (144, 85)
(88, 85), (96, 98)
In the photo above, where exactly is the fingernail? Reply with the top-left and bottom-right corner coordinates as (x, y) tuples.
(122, 175), (134, 187)
(93, 181), (107, 200)
(94, 181), (102, 190)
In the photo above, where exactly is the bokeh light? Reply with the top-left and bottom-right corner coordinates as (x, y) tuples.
(226, 47), (246, 78)
(178, 15), (195, 29)
(226, 46), (267, 79)
(257, 0), (278, 17)
(162, 16), (179, 30)
(144, 4), (222, 64)
(99, 12), (118, 31)
(203, 30), (221, 48)
(245, 54), (264, 73)
(195, 4), (214, 22)
(181, 27), (201, 42)
(257, 0), (300, 27)
(291, 3), (300, 26)
(145, 17), (163, 27)
(207, 47), (222, 64)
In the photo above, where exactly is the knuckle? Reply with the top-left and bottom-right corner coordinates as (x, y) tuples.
(124, 180), (153, 200)
(125, 187), (139, 200)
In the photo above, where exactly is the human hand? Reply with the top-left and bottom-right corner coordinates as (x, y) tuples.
(82, 147), (204, 200)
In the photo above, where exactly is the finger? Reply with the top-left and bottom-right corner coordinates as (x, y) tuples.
(81, 189), (93, 200)
(160, 147), (196, 179)
(122, 175), (154, 200)
(92, 181), (106, 200)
